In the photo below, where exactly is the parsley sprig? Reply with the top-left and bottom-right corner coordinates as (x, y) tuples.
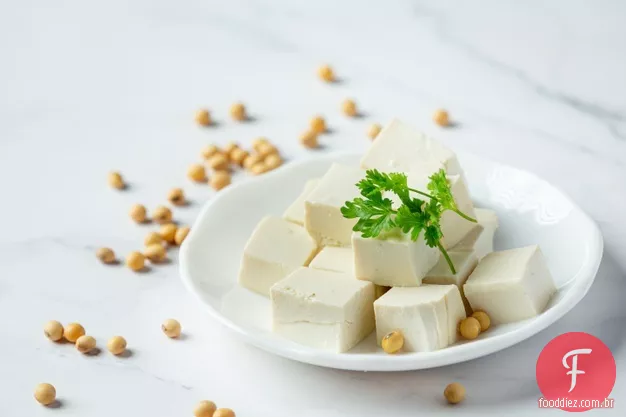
(341, 169), (477, 274)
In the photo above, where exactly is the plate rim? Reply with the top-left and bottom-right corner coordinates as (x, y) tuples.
(179, 151), (604, 371)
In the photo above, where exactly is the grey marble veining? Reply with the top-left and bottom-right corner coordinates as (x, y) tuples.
(0, 0), (624, 415)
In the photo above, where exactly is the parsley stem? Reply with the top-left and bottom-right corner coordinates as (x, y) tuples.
(451, 208), (477, 223)
(407, 187), (434, 199)
(437, 241), (456, 274)
(407, 187), (477, 223)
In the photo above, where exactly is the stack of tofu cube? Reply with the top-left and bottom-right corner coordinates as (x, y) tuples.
(238, 119), (556, 353)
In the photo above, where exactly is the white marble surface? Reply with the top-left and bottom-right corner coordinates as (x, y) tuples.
(0, 0), (624, 415)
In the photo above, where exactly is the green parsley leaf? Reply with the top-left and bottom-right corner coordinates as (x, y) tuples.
(426, 198), (442, 225)
(427, 169), (455, 209)
(426, 169), (477, 223)
(340, 191), (396, 238)
(357, 169), (408, 200)
(342, 169), (477, 274)
(394, 204), (428, 241)
(424, 224), (443, 247)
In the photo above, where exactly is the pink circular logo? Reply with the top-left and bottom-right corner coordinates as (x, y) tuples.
(536, 332), (616, 412)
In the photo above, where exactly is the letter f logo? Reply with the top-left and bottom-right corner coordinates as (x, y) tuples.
(562, 348), (592, 392)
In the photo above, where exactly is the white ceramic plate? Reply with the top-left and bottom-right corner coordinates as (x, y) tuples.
(179, 152), (603, 371)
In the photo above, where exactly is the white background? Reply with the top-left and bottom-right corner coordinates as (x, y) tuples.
(0, 0), (624, 415)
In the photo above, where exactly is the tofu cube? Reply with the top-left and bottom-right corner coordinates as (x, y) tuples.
(283, 178), (321, 225)
(451, 223), (483, 252)
(453, 208), (499, 259)
(374, 285), (466, 352)
(352, 230), (440, 287)
(463, 245), (556, 324)
(309, 246), (390, 299)
(271, 267), (376, 352)
(360, 119), (463, 177)
(309, 246), (354, 274)
(238, 216), (318, 296)
(304, 164), (364, 246)
(423, 250), (478, 314)
(424, 251), (478, 287)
